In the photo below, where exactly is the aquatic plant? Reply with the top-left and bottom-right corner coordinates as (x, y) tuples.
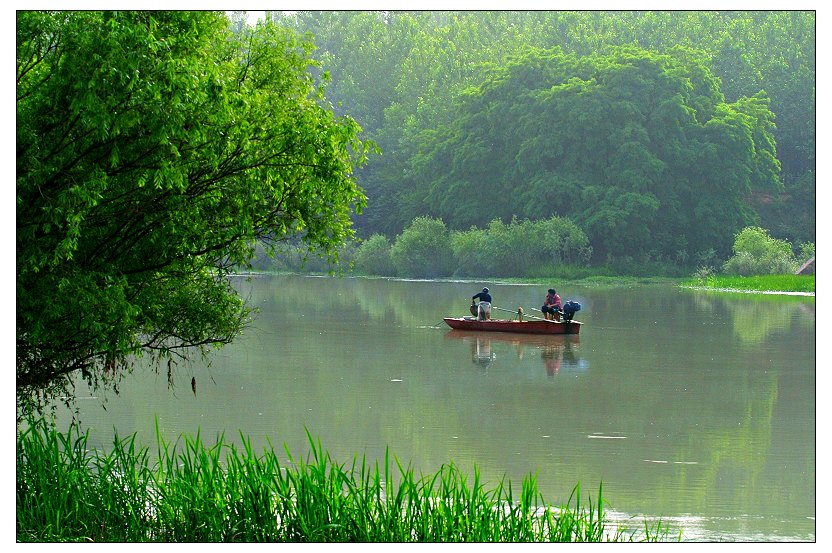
(17, 417), (672, 542)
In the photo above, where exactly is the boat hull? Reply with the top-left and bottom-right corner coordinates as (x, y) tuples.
(444, 329), (580, 346)
(443, 317), (581, 335)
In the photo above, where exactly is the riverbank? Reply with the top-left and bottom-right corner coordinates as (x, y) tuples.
(17, 417), (674, 543)
(679, 274), (815, 296)
(239, 270), (814, 295)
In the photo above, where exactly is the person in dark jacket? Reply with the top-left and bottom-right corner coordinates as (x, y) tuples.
(472, 287), (492, 321)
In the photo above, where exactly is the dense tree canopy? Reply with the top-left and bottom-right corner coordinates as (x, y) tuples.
(403, 47), (780, 261)
(275, 10), (814, 256)
(16, 11), (370, 407)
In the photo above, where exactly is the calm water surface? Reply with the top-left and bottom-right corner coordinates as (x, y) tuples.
(56, 274), (815, 542)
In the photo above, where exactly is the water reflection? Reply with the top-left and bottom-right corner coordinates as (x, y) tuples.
(444, 330), (587, 375)
(540, 340), (585, 376)
(470, 336), (494, 369)
(684, 289), (815, 345)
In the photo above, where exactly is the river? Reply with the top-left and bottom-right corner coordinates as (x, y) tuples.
(53, 274), (816, 542)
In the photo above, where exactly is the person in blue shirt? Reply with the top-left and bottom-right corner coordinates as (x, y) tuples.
(471, 287), (492, 320)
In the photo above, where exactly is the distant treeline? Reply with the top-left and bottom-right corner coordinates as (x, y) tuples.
(251, 218), (813, 280)
(252, 215), (596, 279)
(261, 10), (814, 265)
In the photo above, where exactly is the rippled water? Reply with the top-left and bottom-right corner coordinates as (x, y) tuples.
(54, 274), (816, 542)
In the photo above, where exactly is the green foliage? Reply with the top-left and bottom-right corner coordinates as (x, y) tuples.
(476, 219), (532, 278)
(722, 226), (798, 276)
(345, 215), (594, 279)
(403, 46), (780, 262)
(450, 225), (489, 276)
(267, 242), (357, 274)
(353, 234), (396, 276)
(283, 11), (814, 256)
(17, 417), (156, 541)
(16, 11), (370, 408)
(798, 241), (815, 263)
(693, 265), (716, 281)
(682, 274), (814, 294)
(451, 216), (592, 278)
(248, 239), (359, 274)
(389, 217), (454, 278)
(17, 416), (673, 542)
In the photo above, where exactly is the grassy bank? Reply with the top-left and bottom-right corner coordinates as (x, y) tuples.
(242, 270), (816, 296)
(17, 418), (674, 542)
(680, 274), (815, 294)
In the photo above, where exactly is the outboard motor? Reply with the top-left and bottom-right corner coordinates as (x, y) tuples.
(562, 300), (581, 322)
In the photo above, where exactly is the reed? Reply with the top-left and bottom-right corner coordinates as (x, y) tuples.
(17, 417), (673, 542)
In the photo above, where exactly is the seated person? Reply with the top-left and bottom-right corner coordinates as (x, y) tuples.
(541, 288), (562, 320)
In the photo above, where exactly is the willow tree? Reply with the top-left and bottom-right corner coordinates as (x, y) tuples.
(16, 11), (370, 411)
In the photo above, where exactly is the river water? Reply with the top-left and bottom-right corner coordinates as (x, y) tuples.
(54, 274), (816, 542)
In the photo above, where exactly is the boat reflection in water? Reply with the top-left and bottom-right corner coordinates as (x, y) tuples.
(443, 330), (587, 375)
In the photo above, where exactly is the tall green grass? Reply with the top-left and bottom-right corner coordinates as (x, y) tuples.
(681, 274), (815, 293)
(17, 417), (674, 542)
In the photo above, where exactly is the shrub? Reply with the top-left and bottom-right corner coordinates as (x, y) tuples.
(389, 217), (454, 278)
(452, 217), (592, 278)
(450, 227), (490, 277)
(353, 234), (395, 276)
(377, 215), (593, 279)
(474, 217), (592, 276)
(693, 265), (716, 280)
(694, 248), (718, 267)
(256, 241), (356, 274)
(534, 216), (593, 266)
(479, 218), (534, 277)
(798, 241), (815, 262)
(722, 226), (798, 276)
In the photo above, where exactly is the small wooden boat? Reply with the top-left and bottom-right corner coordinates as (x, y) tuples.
(443, 316), (582, 335)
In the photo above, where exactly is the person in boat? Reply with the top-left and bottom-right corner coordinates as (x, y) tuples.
(471, 287), (492, 321)
(541, 288), (562, 320)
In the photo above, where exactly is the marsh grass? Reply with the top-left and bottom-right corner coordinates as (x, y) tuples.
(17, 417), (673, 542)
(682, 274), (815, 294)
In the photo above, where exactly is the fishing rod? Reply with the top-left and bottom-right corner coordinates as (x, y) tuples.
(491, 306), (524, 316)
(528, 307), (565, 322)
(491, 305), (557, 323)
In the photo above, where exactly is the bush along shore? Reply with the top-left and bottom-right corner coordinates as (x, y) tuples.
(17, 417), (675, 543)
